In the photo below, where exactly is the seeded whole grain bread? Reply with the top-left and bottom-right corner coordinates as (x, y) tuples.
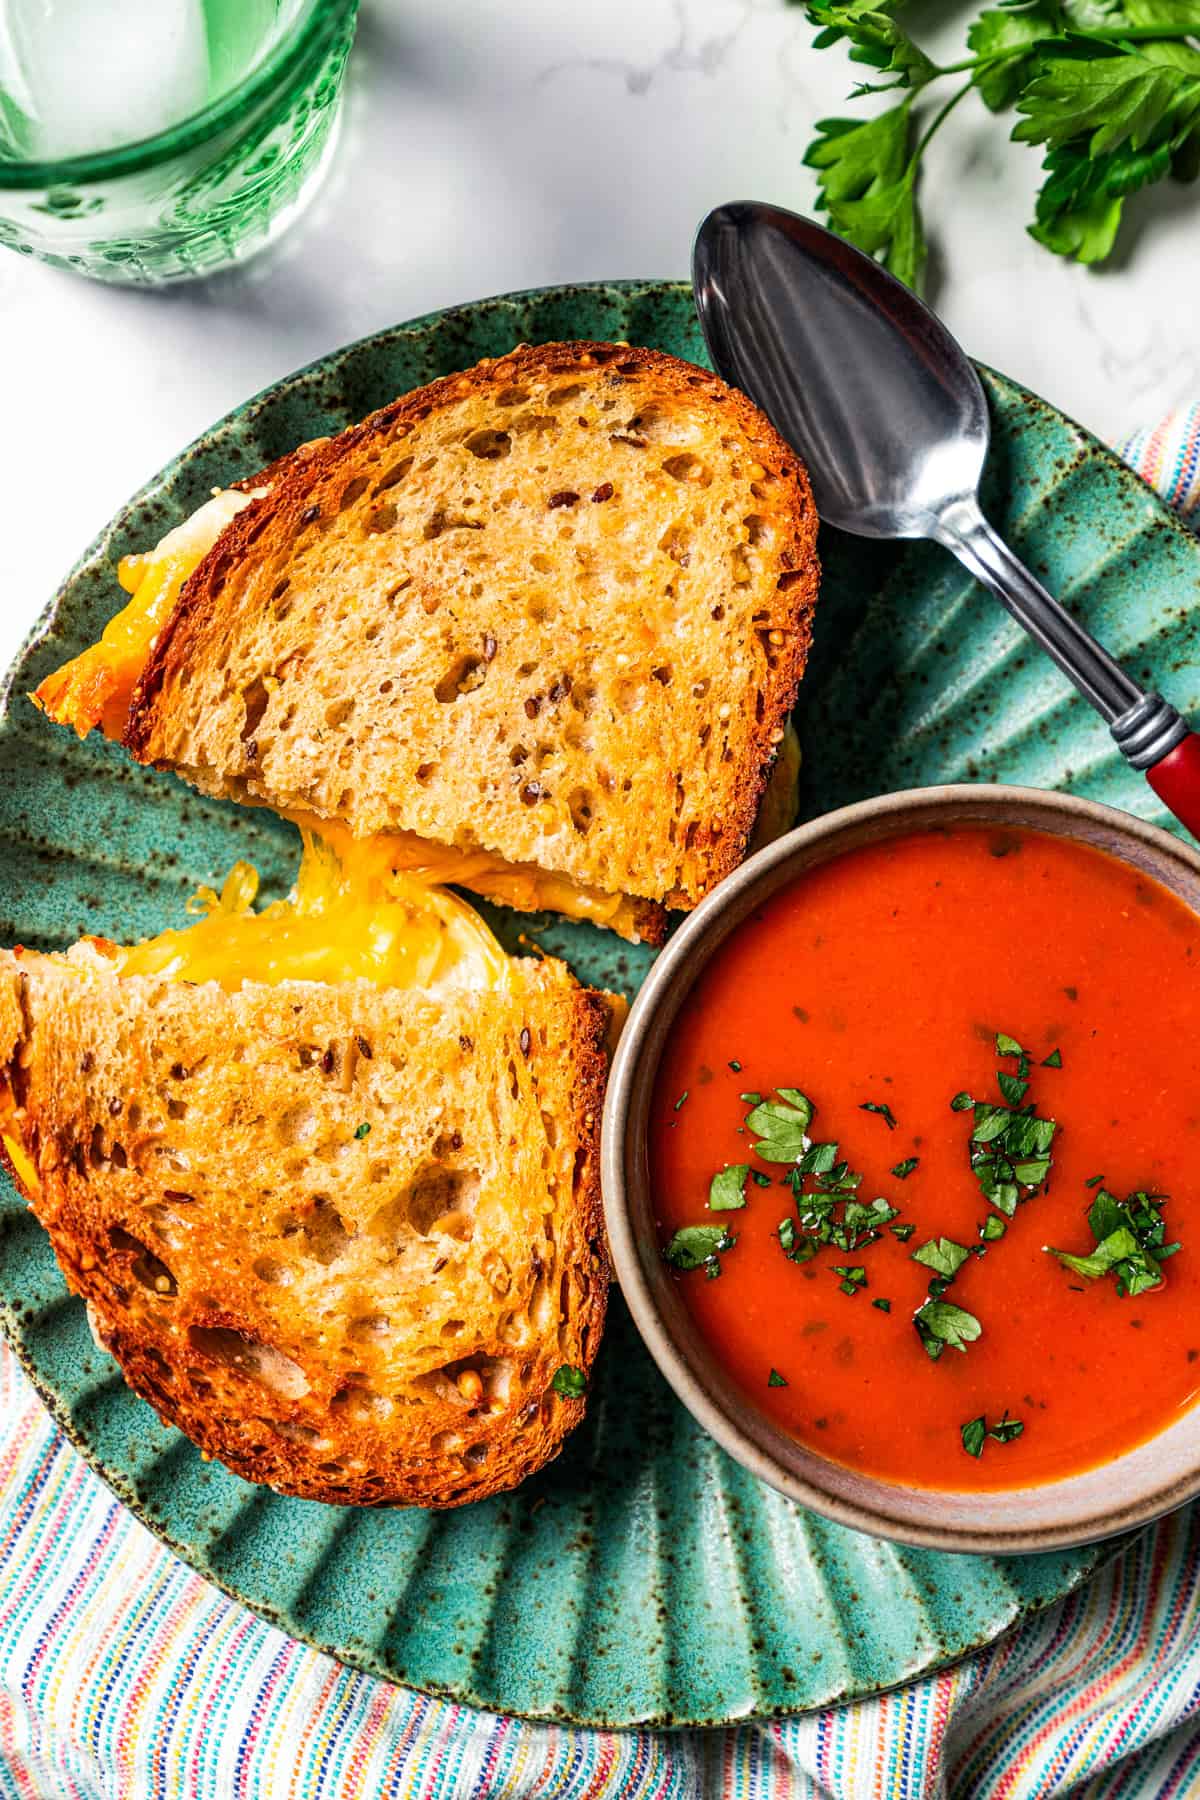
(0, 950), (609, 1508)
(124, 342), (820, 935)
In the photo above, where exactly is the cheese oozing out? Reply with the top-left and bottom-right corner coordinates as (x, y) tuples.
(34, 488), (262, 741)
(33, 488), (802, 939)
(105, 825), (510, 996)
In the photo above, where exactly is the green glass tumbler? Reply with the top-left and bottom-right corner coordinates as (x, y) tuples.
(0, 0), (358, 285)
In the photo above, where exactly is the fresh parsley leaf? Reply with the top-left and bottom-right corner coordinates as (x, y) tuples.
(729, 1059), (743, 1072)
(914, 1298), (982, 1360)
(860, 1100), (898, 1129)
(750, 1170), (773, 1188)
(995, 1032), (1024, 1057)
(551, 1364), (587, 1398)
(967, 6), (1059, 112)
(997, 1070), (1029, 1105)
(980, 1215), (1007, 1242)
(768, 1367), (789, 1387)
(872, 1296), (892, 1312)
(913, 1236), (971, 1281)
(961, 1409), (1025, 1455)
(1015, 43), (1200, 159)
(1041, 1048), (1063, 1068)
(891, 1156), (920, 1179)
(1085, 1173), (1105, 1188)
(354, 1121), (371, 1139)
(961, 1415), (988, 1457)
(805, 0), (937, 91)
(664, 1225), (735, 1273)
(832, 1263), (868, 1295)
(950, 1091), (975, 1112)
(891, 1222), (916, 1242)
(804, 103), (927, 288)
(709, 1164), (750, 1211)
(745, 1091), (813, 1161)
(1046, 1188), (1175, 1297)
(797, 1141), (840, 1176)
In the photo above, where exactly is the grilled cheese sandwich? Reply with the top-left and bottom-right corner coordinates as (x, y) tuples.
(34, 343), (819, 944)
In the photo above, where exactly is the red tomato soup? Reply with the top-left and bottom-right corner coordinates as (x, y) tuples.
(650, 826), (1200, 1490)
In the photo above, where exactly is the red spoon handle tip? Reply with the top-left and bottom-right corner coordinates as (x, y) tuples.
(1146, 732), (1200, 842)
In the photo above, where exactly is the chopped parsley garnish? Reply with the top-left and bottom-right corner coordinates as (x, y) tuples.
(674, 1091), (689, 1111)
(767, 1367), (788, 1387)
(997, 1070), (1029, 1106)
(980, 1215), (1007, 1243)
(750, 1169), (772, 1188)
(739, 1090), (763, 1105)
(354, 1121), (371, 1139)
(551, 1364), (588, 1399)
(859, 1101), (897, 1130)
(891, 1157), (919, 1180)
(743, 1089), (906, 1263)
(912, 1237), (970, 1283)
(1085, 1174), (1105, 1189)
(745, 1089), (813, 1160)
(891, 1222), (916, 1243)
(1041, 1048), (1063, 1069)
(665, 1225), (736, 1279)
(708, 1164), (749, 1211)
(729, 1059), (742, 1072)
(958, 1035), (1058, 1216)
(913, 1298), (982, 1361)
(961, 1411), (1024, 1457)
(1046, 1189), (1178, 1299)
(831, 1264), (867, 1296)
(872, 1297), (892, 1313)
(960, 1416), (987, 1458)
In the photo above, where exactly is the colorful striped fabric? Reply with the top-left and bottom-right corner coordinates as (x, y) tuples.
(2, 409), (1199, 1800)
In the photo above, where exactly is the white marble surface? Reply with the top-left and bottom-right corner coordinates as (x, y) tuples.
(2, 0), (1197, 673)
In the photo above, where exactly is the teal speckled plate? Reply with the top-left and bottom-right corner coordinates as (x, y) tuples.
(3, 282), (1198, 1728)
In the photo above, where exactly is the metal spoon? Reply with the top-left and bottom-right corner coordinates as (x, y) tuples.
(692, 200), (1200, 838)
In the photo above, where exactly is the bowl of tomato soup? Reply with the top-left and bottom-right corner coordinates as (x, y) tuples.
(602, 786), (1200, 1552)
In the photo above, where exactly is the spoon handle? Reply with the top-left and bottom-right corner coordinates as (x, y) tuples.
(933, 499), (1200, 838)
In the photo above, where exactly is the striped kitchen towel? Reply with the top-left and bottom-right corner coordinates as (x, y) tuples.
(1, 403), (1199, 1800)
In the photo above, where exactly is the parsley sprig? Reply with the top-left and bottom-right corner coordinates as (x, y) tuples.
(801, 0), (1200, 288)
(1046, 1187), (1179, 1297)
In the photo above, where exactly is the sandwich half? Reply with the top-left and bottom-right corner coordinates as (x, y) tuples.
(0, 830), (610, 1507)
(35, 341), (819, 943)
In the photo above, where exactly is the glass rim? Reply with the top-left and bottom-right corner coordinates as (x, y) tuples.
(0, 0), (357, 191)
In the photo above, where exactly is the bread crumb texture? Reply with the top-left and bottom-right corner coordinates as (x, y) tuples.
(127, 342), (819, 911)
(0, 951), (609, 1508)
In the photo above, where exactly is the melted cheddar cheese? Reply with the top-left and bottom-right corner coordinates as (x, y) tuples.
(33, 487), (261, 740)
(108, 825), (509, 995)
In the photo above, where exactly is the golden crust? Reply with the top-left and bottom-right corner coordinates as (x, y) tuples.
(0, 951), (610, 1508)
(124, 341), (819, 919)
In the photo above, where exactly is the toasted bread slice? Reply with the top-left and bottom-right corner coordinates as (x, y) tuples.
(100, 342), (816, 934)
(0, 947), (609, 1508)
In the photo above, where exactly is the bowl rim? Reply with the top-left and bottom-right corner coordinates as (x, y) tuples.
(601, 782), (1200, 1554)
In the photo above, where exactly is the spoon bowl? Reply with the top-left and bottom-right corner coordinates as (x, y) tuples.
(692, 200), (1200, 835)
(693, 200), (988, 538)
